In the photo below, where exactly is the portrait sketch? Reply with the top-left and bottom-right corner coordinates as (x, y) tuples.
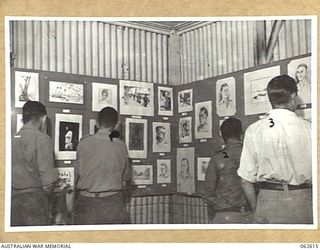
(54, 114), (82, 160)
(176, 147), (195, 194)
(244, 66), (280, 115)
(57, 167), (75, 187)
(157, 159), (171, 184)
(178, 89), (193, 113)
(158, 86), (173, 116)
(89, 119), (98, 135)
(49, 81), (84, 104)
(216, 77), (236, 117)
(195, 101), (212, 139)
(92, 82), (118, 111)
(125, 118), (147, 158)
(179, 117), (192, 144)
(288, 56), (311, 105)
(197, 157), (210, 181)
(120, 80), (154, 116)
(132, 165), (153, 185)
(15, 71), (39, 108)
(152, 122), (171, 153)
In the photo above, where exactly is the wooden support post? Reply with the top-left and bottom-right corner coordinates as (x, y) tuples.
(256, 21), (267, 65)
(168, 31), (181, 85)
(266, 20), (285, 63)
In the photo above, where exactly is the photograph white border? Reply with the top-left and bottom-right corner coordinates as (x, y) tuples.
(158, 86), (173, 116)
(125, 118), (148, 159)
(14, 71), (39, 108)
(195, 100), (212, 139)
(131, 165), (153, 185)
(152, 122), (171, 153)
(178, 89), (193, 113)
(92, 82), (118, 112)
(216, 77), (236, 117)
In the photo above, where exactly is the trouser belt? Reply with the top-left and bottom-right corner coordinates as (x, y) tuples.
(78, 190), (121, 198)
(12, 187), (43, 195)
(259, 182), (311, 191)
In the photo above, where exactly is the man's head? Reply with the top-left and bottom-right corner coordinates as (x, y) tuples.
(156, 126), (166, 142)
(199, 107), (208, 125)
(296, 63), (308, 82)
(22, 101), (47, 125)
(98, 107), (118, 129)
(220, 118), (243, 142)
(267, 75), (298, 110)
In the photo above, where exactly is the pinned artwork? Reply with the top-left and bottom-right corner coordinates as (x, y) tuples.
(178, 89), (193, 113)
(244, 66), (280, 115)
(176, 147), (195, 194)
(195, 101), (212, 139)
(158, 86), (173, 116)
(132, 165), (153, 185)
(49, 81), (84, 104)
(216, 77), (236, 117)
(55, 114), (82, 160)
(57, 167), (75, 187)
(296, 108), (311, 122)
(179, 117), (192, 144)
(125, 118), (147, 158)
(15, 71), (39, 108)
(157, 159), (171, 184)
(120, 80), (154, 116)
(152, 122), (171, 153)
(197, 157), (210, 181)
(287, 56), (311, 105)
(92, 82), (118, 111)
(89, 119), (98, 135)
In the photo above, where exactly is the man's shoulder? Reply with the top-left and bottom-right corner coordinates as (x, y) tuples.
(79, 134), (94, 143)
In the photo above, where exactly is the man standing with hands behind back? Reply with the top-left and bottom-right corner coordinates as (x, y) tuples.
(238, 75), (312, 224)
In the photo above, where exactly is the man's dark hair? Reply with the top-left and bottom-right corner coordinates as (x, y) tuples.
(267, 75), (298, 107)
(98, 107), (118, 129)
(22, 101), (47, 124)
(220, 118), (242, 141)
(199, 106), (208, 116)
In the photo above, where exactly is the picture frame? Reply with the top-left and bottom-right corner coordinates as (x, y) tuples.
(179, 117), (192, 144)
(287, 56), (311, 105)
(178, 89), (193, 113)
(125, 118), (148, 159)
(14, 71), (39, 108)
(244, 66), (280, 115)
(54, 113), (82, 160)
(197, 157), (210, 181)
(89, 119), (98, 135)
(152, 122), (171, 153)
(216, 77), (236, 117)
(49, 81), (84, 105)
(195, 101), (212, 139)
(176, 147), (195, 194)
(156, 159), (171, 184)
(57, 167), (75, 187)
(158, 86), (173, 116)
(119, 80), (154, 116)
(92, 82), (118, 112)
(132, 165), (153, 185)
(296, 108), (311, 122)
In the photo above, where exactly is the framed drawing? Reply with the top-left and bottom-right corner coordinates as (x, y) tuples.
(132, 165), (153, 185)
(157, 159), (171, 184)
(244, 66), (280, 116)
(92, 82), (118, 112)
(49, 81), (84, 105)
(125, 118), (147, 158)
(296, 108), (311, 122)
(176, 147), (195, 194)
(158, 86), (173, 116)
(195, 101), (212, 139)
(54, 113), (82, 160)
(119, 80), (154, 116)
(15, 71), (39, 108)
(57, 167), (75, 187)
(152, 122), (171, 153)
(216, 77), (236, 117)
(287, 56), (311, 105)
(197, 157), (210, 181)
(89, 119), (98, 135)
(178, 89), (193, 113)
(16, 114), (23, 133)
(179, 117), (192, 144)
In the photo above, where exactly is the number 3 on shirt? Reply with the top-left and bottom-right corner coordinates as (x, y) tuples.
(268, 118), (275, 128)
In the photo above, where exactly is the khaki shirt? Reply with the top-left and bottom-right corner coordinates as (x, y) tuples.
(76, 130), (131, 192)
(12, 123), (58, 189)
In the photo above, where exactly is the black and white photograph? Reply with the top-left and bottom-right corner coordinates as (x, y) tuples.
(158, 86), (173, 116)
(120, 80), (154, 116)
(54, 113), (82, 160)
(6, 17), (316, 232)
(195, 101), (212, 139)
(92, 82), (118, 111)
(49, 81), (84, 104)
(216, 77), (236, 117)
(152, 122), (171, 153)
(14, 71), (39, 108)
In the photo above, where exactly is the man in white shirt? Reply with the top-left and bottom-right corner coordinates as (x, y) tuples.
(238, 75), (312, 224)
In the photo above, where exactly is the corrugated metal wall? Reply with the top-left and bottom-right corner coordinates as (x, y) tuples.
(180, 20), (311, 84)
(12, 21), (169, 84)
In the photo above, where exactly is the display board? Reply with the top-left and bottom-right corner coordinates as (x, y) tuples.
(11, 53), (312, 198)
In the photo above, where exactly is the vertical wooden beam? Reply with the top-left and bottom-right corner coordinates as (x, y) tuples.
(168, 31), (181, 85)
(256, 20), (267, 65)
